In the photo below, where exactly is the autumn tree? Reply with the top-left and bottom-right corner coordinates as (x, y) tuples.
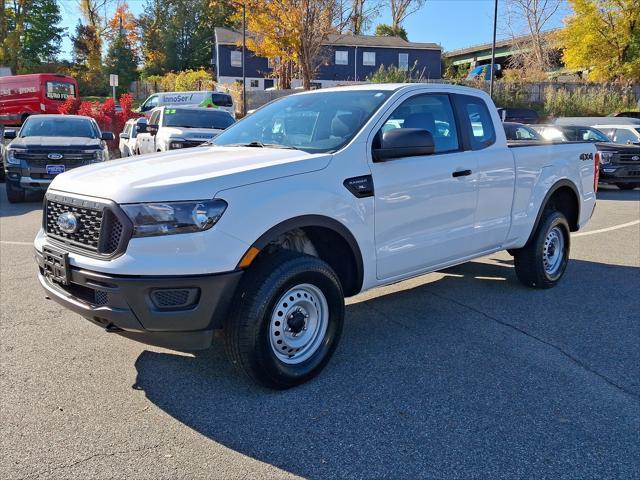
(1, 0), (64, 73)
(388, 0), (426, 30)
(560, 0), (640, 81)
(374, 23), (408, 41)
(104, 4), (139, 94)
(504, 0), (565, 75)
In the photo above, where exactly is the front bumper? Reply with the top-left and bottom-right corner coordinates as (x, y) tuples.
(36, 250), (243, 351)
(600, 164), (640, 184)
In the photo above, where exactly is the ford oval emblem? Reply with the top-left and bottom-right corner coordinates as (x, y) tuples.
(632, 155), (639, 161)
(57, 212), (78, 234)
(48, 153), (64, 160)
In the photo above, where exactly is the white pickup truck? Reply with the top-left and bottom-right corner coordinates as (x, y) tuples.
(35, 84), (598, 388)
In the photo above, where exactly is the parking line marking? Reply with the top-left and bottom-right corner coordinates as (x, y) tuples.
(0, 240), (32, 246)
(573, 220), (640, 237)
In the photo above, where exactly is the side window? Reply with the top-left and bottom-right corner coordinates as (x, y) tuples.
(149, 110), (160, 126)
(142, 95), (158, 112)
(398, 53), (409, 71)
(457, 94), (496, 150)
(614, 129), (637, 144)
(381, 94), (459, 154)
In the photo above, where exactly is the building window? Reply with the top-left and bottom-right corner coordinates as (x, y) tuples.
(250, 79), (259, 88)
(335, 50), (349, 65)
(398, 53), (409, 71)
(363, 52), (376, 66)
(230, 50), (242, 68)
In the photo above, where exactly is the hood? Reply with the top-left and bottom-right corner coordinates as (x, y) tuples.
(49, 146), (332, 203)
(162, 127), (224, 140)
(10, 136), (102, 149)
(595, 142), (640, 153)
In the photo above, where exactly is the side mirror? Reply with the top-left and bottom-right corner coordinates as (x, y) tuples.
(101, 132), (115, 141)
(3, 129), (16, 140)
(147, 124), (159, 136)
(119, 132), (130, 140)
(373, 128), (435, 162)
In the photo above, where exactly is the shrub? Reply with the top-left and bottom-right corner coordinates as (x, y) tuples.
(366, 63), (427, 83)
(59, 93), (140, 155)
(543, 85), (638, 117)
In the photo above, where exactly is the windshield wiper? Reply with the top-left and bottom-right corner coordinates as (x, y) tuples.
(220, 141), (299, 150)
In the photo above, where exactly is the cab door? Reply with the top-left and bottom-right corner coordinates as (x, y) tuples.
(369, 93), (479, 280)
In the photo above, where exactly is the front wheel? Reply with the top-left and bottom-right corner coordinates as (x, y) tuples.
(6, 180), (25, 203)
(224, 250), (344, 389)
(513, 210), (570, 288)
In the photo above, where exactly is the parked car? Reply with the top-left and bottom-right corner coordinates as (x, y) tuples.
(35, 84), (597, 388)
(497, 107), (539, 124)
(531, 125), (611, 143)
(466, 64), (502, 81)
(532, 124), (639, 189)
(138, 91), (236, 118)
(136, 106), (235, 155)
(3, 115), (113, 202)
(0, 74), (78, 126)
(593, 142), (640, 190)
(119, 117), (148, 157)
(593, 124), (640, 145)
(610, 111), (640, 119)
(554, 116), (640, 127)
(503, 122), (544, 141)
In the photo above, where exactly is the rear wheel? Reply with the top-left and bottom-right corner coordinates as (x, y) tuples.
(224, 250), (344, 389)
(616, 183), (640, 190)
(513, 210), (570, 288)
(6, 180), (25, 203)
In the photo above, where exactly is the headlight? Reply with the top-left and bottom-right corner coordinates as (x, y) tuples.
(169, 141), (184, 149)
(122, 199), (228, 238)
(6, 148), (20, 165)
(93, 150), (104, 162)
(599, 152), (614, 165)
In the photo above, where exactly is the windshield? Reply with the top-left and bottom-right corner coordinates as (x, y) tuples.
(213, 90), (392, 153)
(20, 117), (97, 138)
(163, 108), (235, 129)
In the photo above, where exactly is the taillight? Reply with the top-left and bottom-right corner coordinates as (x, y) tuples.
(593, 152), (600, 192)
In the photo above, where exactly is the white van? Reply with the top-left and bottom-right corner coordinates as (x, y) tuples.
(138, 91), (235, 118)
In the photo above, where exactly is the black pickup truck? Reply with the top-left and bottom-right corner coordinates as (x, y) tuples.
(596, 142), (640, 190)
(3, 115), (114, 202)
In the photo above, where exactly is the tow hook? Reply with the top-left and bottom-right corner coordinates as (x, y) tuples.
(105, 323), (124, 333)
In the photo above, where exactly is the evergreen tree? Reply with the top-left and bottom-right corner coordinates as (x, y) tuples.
(105, 31), (139, 95)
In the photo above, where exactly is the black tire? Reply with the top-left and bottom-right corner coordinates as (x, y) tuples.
(6, 180), (25, 203)
(616, 183), (640, 190)
(224, 250), (344, 389)
(513, 210), (570, 289)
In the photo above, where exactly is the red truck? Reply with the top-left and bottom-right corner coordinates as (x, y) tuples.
(0, 74), (78, 126)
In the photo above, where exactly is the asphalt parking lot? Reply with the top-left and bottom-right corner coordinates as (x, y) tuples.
(1, 184), (639, 480)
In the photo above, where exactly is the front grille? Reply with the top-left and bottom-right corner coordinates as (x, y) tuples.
(615, 152), (640, 163)
(183, 140), (207, 148)
(15, 150), (97, 169)
(44, 194), (129, 256)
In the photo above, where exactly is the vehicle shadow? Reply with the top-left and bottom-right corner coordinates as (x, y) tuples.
(133, 258), (639, 479)
(596, 185), (640, 201)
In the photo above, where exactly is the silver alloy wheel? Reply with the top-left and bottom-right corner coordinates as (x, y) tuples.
(543, 226), (565, 276)
(269, 283), (329, 365)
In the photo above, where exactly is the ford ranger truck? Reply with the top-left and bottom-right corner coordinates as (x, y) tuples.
(35, 84), (598, 389)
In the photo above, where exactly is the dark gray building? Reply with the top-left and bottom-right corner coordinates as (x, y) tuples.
(214, 27), (442, 90)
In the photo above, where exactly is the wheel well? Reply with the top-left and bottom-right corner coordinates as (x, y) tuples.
(546, 186), (579, 231)
(253, 224), (363, 297)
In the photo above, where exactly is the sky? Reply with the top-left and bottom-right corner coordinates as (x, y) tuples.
(55, 0), (568, 60)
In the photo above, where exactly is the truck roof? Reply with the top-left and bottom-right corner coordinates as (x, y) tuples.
(298, 82), (490, 97)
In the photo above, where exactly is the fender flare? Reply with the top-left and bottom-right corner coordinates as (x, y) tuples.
(250, 214), (364, 295)
(526, 179), (580, 244)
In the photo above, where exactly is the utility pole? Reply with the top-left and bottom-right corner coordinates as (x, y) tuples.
(242, 1), (247, 116)
(489, 0), (498, 99)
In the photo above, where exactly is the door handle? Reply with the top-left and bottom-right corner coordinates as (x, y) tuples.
(452, 169), (472, 177)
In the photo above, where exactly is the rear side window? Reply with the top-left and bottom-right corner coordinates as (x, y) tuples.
(457, 94), (496, 150)
(211, 93), (233, 107)
(381, 93), (460, 154)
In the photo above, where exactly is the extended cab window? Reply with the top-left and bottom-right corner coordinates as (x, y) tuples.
(457, 95), (496, 150)
(149, 110), (161, 126)
(381, 94), (459, 153)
